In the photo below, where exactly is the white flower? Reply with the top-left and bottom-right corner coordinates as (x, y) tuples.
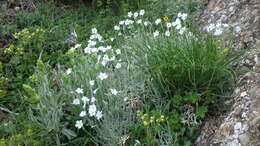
(165, 31), (170, 37)
(75, 120), (83, 129)
(136, 19), (142, 24)
(98, 72), (108, 80)
(116, 49), (121, 55)
(172, 18), (181, 27)
(205, 23), (215, 32)
(101, 60), (108, 66)
(119, 20), (125, 25)
(114, 25), (120, 31)
(144, 21), (149, 26)
(153, 30), (160, 37)
(134, 12), (139, 18)
(155, 19), (161, 25)
(110, 89), (119, 95)
(89, 80), (95, 86)
(74, 44), (81, 49)
(91, 28), (98, 34)
(223, 24), (229, 27)
(88, 40), (96, 47)
(115, 63), (122, 69)
(95, 111), (103, 120)
(235, 26), (241, 33)
(90, 34), (97, 40)
(82, 96), (90, 103)
(178, 13), (187, 20)
(166, 23), (172, 28)
(139, 10), (145, 16)
(179, 27), (186, 35)
(88, 104), (97, 117)
(75, 88), (84, 94)
(110, 38), (115, 41)
(123, 97), (128, 101)
(214, 28), (223, 36)
(176, 24), (182, 30)
(79, 111), (87, 117)
(125, 19), (134, 25)
(91, 97), (96, 102)
(66, 68), (72, 75)
(91, 47), (98, 53)
(84, 47), (91, 54)
(70, 44), (81, 52)
(128, 11), (133, 18)
(72, 98), (80, 105)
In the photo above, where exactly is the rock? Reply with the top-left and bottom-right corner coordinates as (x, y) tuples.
(238, 133), (250, 146)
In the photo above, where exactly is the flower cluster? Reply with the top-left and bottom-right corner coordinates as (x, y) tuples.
(113, 10), (189, 38)
(72, 90), (103, 129)
(137, 111), (166, 127)
(204, 22), (229, 36)
(66, 26), (123, 129)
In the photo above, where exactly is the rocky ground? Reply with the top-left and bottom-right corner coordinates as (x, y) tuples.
(196, 0), (260, 146)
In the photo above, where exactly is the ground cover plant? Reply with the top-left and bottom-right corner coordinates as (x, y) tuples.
(0, 0), (240, 145)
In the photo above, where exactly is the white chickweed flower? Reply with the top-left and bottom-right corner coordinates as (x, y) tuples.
(91, 28), (98, 34)
(98, 72), (108, 80)
(82, 96), (90, 103)
(172, 18), (181, 27)
(110, 89), (119, 95)
(144, 21), (149, 26)
(115, 63), (122, 69)
(84, 47), (91, 54)
(72, 98), (80, 105)
(116, 49), (121, 55)
(176, 24), (182, 30)
(134, 12), (139, 18)
(95, 111), (103, 120)
(88, 104), (97, 117)
(66, 68), (72, 75)
(155, 19), (161, 25)
(166, 23), (172, 28)
(79, 111), (87, 117)
(128, 11), (133, 18)
(114, 25), (120, 31)
(119, 20), (125, 25)
(165, 31), (170, 37)
(139, 10), (145, 16)
(89, 80), (95, 86)
(75, 120), (83, 129)
(75, 88), (84, 94)
(179, 27), (186, 35)
(91, 97), (96, 103)
(136, 19), (142, 24)
(74, 44), (81, 49)
(214, 28), (223, 36)
(153, 30), (160, 37)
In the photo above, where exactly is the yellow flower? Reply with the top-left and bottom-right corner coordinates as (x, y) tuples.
(5, 45), (15, 53)
(13, 33), (20, 39)
(0, 138), (6, 146)
(223, 48), (229, 54)
(143, 121), (149, 126)
(163, 16), (169, 21)
(150, 116), (155, 123)
(27, 128), (33, 136)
